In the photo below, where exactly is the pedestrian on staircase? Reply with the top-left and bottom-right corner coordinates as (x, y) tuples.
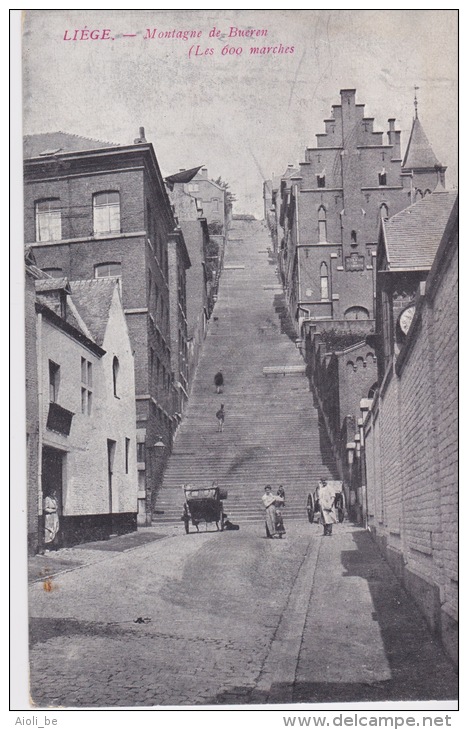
(216, 404), (225, 432)
(316, 478), (337, 536)
(214, 370), (224, 394)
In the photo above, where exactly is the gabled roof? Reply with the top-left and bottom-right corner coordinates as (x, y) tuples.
(381, 189), (458, 271)
(402, 117), (441, 170)
(24, 132), (118, 159)
(68, 279), (119, 346)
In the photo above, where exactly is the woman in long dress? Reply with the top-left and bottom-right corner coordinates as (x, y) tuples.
(44, 490), (60, 550)
(316, 479), (337, 536)
(262, 485), (285, 538)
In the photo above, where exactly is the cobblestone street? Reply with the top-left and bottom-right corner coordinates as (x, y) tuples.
(28, 522), (458, 708)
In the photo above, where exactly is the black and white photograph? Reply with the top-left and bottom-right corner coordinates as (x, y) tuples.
(12, 8), (459, 717)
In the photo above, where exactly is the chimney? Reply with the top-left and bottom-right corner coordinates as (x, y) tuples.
(179, 168), (186, 172)
(134, 126), (147, 144)
(200, 167), (208, 178)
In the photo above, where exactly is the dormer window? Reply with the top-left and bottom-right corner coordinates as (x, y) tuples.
(93, 191), (120, 235)
(35, 199), (62, 242)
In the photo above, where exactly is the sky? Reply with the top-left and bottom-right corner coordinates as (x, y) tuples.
(21, 9), (458, 218)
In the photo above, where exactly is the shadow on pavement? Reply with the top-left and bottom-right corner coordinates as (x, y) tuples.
(294, 530), (458, 703)
(29, 616), (145, 648)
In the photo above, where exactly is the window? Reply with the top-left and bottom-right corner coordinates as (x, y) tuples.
(42, 268), (63, 278)
(36, 199), (61, 242)
(379, 204), (389, 220)
(318, 206), (327, 242)
(344, 306), (370, 320)
(112, 356), (120, 397)
(94, 262), (122, 279)
(317, 174), (326, 188)
(81, 357), (93, 415)
(93, 191), (120, 234)
(351, 230), (357, 244)
(188, 183), (199, 193)
(137, 442), (145, 463)
(150, 347), (154, 383)
(125, 438), (130, 474)
(378, 170), (387, 186)
(320, 263), (329, 301)
(49, 361), (60, 403)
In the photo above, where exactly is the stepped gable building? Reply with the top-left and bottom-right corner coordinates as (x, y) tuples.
(362, 192), (458, 663)
(33, 275), (138, 550)
(23, 128), (188, 524)
(275, 89), (445, 336)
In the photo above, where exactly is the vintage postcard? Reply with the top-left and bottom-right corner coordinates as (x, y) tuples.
(14, 8), (458, 717)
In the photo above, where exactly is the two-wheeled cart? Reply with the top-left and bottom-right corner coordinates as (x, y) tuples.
(182, 485), (228, 534)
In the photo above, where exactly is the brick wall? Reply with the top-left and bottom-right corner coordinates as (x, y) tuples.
(364, 219), (458, 662)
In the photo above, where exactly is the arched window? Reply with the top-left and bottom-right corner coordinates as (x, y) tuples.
(415, 189), (423, 201)
(112, 356), (120, 397)
(320, 262), (329, 301)
(94, 262), (122, 279)
(424, 189), (432, 197)
(368, 382), (378, 399)
(35, 198), (61, 242)
(93, 191), (120, 235)
(318, 206), (327, 242)
(344, 306), (370, 320)
(379, 204), (389, 220)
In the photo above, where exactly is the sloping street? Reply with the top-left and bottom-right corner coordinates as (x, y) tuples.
(27, 220), (457, 708)
(29, 522), (457, 707)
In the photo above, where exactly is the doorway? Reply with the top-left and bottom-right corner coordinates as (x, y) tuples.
(107, 439), (116, 514)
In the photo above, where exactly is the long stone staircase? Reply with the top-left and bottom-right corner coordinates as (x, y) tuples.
(154, 219), (338, 526)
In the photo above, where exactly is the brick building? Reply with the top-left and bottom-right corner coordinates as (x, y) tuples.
(362, 193), (458, 663)
(273, 89), (444, 335)
(34, 276), (138, 549)
(185, 167), (226, 234)
(23, 130), (185, 523)
(166, 177), (212, 390)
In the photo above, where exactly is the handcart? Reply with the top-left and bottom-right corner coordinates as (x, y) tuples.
(182, 484), (228, 534)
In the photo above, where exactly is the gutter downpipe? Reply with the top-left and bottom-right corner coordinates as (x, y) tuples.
(37, 312), (43, 553)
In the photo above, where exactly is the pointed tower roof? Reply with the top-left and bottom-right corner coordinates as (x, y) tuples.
(402, 117), (441, 170)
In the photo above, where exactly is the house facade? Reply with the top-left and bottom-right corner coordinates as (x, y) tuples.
(34, 276), (138, 549)
(23, 130), (184, 523)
